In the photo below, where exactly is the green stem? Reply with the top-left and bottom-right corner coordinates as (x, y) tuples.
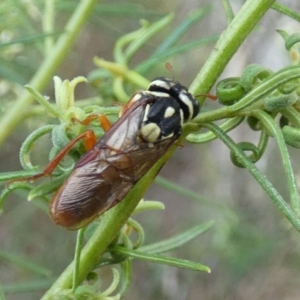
(43, 0), (55, 56)
(203, 123), (300, 233)
(220, 0), (235, 23)
(124, 15), (174, 63)
(186, 116), (244, 143)
(252, 110), (300, 216)
(72, 228), (86, 292)
(280, 107), (300, 128)
(24, 86), (61, 119)
(189, 0), (276, 97)
(190, 65), (300, 125)
(228, 66), (300, 112)
(0, 0), (97, 147)
(41, 142), (178, 299)
(272, 2), (300, 22)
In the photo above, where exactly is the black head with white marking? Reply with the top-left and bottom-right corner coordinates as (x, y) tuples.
(148, 77), (200, 122)
(138, 77), (200, 143)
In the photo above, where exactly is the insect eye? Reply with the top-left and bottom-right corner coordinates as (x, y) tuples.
(177, 91), (200, 121)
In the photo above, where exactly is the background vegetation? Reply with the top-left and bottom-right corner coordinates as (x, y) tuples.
(1, 0), (300, 299)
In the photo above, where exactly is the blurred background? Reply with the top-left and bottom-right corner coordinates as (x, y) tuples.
(1, 0), (300, 299)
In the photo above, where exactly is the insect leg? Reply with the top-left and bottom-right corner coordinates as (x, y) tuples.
(9, 130), (97, 183)
(72, 114), (111, 131)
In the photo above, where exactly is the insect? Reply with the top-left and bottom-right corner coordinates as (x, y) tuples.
(14, 78), (200, 230)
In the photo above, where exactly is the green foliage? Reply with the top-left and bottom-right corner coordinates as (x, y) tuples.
(1, 0), (300, 299)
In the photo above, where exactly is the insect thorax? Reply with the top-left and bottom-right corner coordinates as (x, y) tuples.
(138, 77), (200, 143)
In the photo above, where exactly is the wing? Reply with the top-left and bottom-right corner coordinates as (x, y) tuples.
(50, 137), (175, 230)
(50, 96), (179, 230)
(50, 148), (134, 230)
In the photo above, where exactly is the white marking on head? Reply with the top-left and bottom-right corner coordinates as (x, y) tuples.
(144, 91), (169, 98)
(148, 79), (170, 90)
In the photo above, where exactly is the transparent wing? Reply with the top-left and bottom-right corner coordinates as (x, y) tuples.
(50, 96), (179, 229)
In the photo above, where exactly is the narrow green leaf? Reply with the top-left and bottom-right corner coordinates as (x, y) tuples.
(28, 173), (68, 201)
(0, 31), (64, 48)
(252, 110), (300, 215)
(59, 2), (164, 18)
(19, 124), (55, 171)
(139, 221), (214, 254)
(112, 247), (210, 273)
(24, 86), (61, 119)
(0, 64), (27, 84)
(153, 6), (212, 55)
(0, 182), (32, 214)
(124, 14), (174, 62)
(0, 251), (51, 277)
(186, 116), (244, 144)
(136, 36), (218, 74)
(1, 279), (54, 294)
(0, 284), (6, 300)
(220, 0), (235, 23)
(119, 259), (132, 297)
(272, 2), (300, 22)
(155, 175), (229, 210)
(133, 200), (165, 214)
(72, 228), (86, 292)
(100, 268), (120, 297)
(0, 170), (39, 182)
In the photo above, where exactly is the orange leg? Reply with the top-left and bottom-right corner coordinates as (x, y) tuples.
(72, 114), (111, 131)
(9, 113), (111, 185)
(70, 113), (112, 151)
(9, 130), (97, 184)
(71, 113), (111, 150)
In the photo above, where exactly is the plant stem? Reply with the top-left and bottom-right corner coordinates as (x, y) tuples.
(189, 0), (276, 98)
(203, 123), (300, 233)
(253, 110), (300, 216)
(72, 228), (85, 292)
(43, 0), (55, 56)
(0, 0), (97, 147)
(41, 143), (178, 299)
